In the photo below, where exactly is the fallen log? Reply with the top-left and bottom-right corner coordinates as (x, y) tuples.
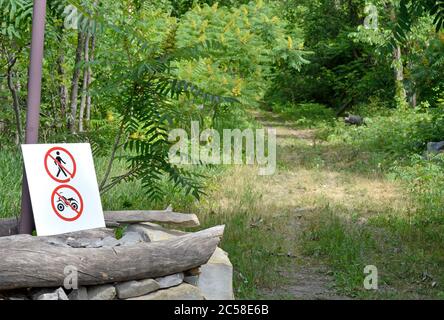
(0, 208), (199, 237)
(104, 209), (200, 227)
(0, 218), (18, 237)
(0, 225), (224, 291)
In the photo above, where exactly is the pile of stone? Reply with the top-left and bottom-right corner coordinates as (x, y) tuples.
(0, 209), (234, 300)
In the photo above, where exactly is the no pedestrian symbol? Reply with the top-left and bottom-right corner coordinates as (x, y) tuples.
(44, 146), (77, 183)
(22, 143), (105, 236)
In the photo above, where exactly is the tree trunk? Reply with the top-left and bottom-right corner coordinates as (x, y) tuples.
(78, 33), (90, 132)
(86, 35), (95, 125)
(387, 3), (407, 107)
(0, 225), (224, 290)
(68, 31), (85, 133)
(56, 54), (68, 122)
(393, 45), (407, 106)
(56, 26), (68, 123)
(411, 90), (417, 108)
(6, 57), (22, 144)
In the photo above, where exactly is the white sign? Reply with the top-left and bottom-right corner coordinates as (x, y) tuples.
(21, 143), (105, 236)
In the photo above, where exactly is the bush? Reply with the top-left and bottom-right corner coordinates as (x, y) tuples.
(173, 1), (308, 106)
(328, 106), (444, 162)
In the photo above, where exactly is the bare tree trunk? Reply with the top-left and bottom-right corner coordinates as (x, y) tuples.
(393, 45), (407, 105)
(68, 31), (85, 133)
(56, 26), (68, 123)
(79, 33), (90, 132)
(387, 3), (407, 107)
(56, 54), (68, 122)
(411, 90), (417, 108)
(6, 57), (22, 144)
(86, 35), (95, 126)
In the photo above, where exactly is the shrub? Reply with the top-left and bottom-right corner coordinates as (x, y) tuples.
(173, 1), (308, 106)
(328, 106), (444, 162)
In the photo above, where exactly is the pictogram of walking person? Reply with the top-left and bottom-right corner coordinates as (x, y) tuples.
(54, 151), (67, 178)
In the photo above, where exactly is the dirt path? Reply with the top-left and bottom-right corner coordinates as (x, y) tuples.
(247, 110), (407, 299)
(251, 111), (348, 299)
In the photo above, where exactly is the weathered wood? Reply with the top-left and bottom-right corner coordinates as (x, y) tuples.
(104, 209), (200, 227)
(0, 209), (199, 237)
(0, 225), (224, 290)
(0, 218), (18, 237)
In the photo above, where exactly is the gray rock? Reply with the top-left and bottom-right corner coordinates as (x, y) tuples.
(33, 288), (68, 300)
(155, 273), (184, 289)
(118, 231), (149, 246)
(126, 283), (205, 300)
(40, 228), (115, 248)
(184, 275), (200, 286)
(116, 279), (160, 299)
(126, 223), (185, 242)
(100, 236), (120, 247)
(66, 237), (104, 248)
(198, 247), (234, 300)
(86, 232), (148, 248)
(344, 114), (364, 126)
(42, 237), (71, 248)
(87, 284), (116, 300)
(427, 141), (444, 154)
(68, 286), (88, 300)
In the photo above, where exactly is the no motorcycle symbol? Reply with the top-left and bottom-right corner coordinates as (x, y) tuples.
(51, 185), (84, 222)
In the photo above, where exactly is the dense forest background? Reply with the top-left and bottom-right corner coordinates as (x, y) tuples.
(1, 0), (444, 299)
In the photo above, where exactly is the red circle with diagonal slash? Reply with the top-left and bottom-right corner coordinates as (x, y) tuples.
(44, 146), (77, 183)
(51, 185), (83, 222)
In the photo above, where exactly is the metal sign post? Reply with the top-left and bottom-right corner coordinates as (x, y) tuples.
(19, 0), (47, 234)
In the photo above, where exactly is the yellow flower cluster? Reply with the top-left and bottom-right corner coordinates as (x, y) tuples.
(287, 36), (293, 49)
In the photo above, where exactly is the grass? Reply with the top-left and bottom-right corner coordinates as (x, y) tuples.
(0, 147), (22, 219)
(300, 209), (444, 299)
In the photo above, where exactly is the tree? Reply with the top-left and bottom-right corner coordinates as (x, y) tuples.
(0, 0), (33, 144)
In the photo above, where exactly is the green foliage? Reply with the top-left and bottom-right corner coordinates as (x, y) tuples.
(268, 0), (397, 108)
(84, 1), (242, 201)
(173, 1), (308, 106)
(0, 0), (33, 41)
(397, 0), (444, 39)
(329, 106), (444, 161)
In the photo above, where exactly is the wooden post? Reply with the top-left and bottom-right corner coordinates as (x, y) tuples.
(19, 0), (47, 234)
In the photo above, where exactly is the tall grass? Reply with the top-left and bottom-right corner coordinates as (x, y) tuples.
(0, 148), (22, 219)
